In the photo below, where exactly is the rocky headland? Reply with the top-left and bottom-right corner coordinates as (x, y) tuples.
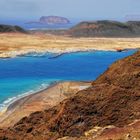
(0, 49), (140, 139)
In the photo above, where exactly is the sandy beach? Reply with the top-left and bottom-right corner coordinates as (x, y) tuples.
(0, 81), (91, 128)
(0, 33), (140, 58)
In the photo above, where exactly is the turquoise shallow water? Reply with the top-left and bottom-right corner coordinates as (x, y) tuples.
(0, 50), (137, 109)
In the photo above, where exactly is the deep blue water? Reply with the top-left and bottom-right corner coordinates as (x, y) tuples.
(0, 50), (137, 109)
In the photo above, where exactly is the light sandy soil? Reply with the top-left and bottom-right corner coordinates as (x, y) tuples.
(0, 33), (140, 58)
(0, 81), (91, 128)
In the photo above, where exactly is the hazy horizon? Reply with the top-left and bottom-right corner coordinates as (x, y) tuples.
(0, 0), (140, 23)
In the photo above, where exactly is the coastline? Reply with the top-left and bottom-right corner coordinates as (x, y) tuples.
(0, 33), (140, 58)
(0, 81), (91, 128)
(0, 33), (140, 129)
(0, 45), (138, 59)
(0, 81), (57, 115)
(0, 48), (137, 128)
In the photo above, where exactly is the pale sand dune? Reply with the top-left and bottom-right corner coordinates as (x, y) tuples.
(0, 81), (91, 128)
(0, 33), (140, 58)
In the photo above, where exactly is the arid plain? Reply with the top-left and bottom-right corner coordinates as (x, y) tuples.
(0, 33), (140, 58)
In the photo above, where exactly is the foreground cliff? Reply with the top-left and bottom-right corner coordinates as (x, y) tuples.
(0, 50), (140, 140)
(68, 20), (140, 37)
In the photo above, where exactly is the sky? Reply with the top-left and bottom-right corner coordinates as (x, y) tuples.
(0, 0), (140, 21)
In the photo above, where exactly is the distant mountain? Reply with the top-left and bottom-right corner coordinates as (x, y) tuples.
(39, 16), (70, 24)
(68, 20), (140, 37)
(27, 16), (70, 25)
(0, 24), (27, 33)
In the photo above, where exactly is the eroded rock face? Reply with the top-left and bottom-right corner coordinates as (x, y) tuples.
(59, 121), (140, 140)
(0, 50), (140, 140)
(69, 21), (140, 37)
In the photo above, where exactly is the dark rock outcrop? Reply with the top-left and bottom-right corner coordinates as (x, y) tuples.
(0, 50), (140, 139)
(68, 20), (140, 37)
(0, 24), (27, 33)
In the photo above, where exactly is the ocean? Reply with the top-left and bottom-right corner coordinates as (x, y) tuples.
(0, 19), (77, 30)
(0, 50), (137, 110)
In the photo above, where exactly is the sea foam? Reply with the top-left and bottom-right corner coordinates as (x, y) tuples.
(0, 82), (51, 111)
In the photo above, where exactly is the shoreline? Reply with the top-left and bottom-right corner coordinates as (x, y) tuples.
(0, 48), (138, 59)
(0, 34), (140, 128)
(0, 81), (60, 116)
(0, 34), (140, 58)
(0, 81), (91, 128)
(0, 48), (138, 119)
(6, 81), (59, 111)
